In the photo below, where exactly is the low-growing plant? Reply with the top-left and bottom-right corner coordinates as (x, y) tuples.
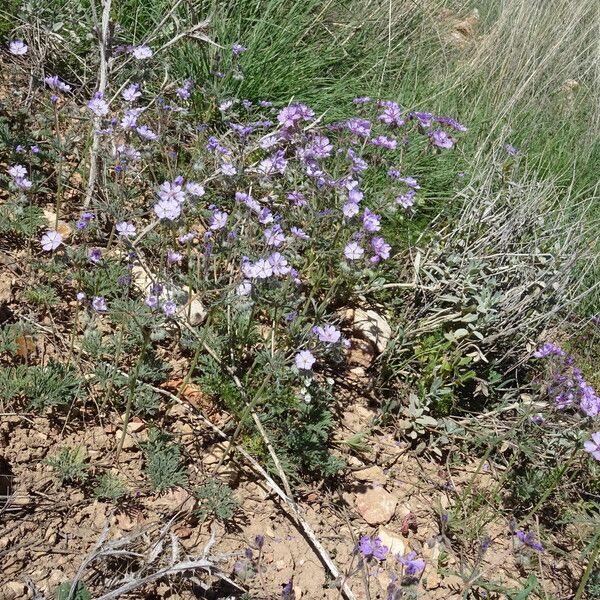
(0, 361), (82, 410)
(46, 447), (89, 485)
(195, 478), (239, 522)
(93, 472), (129, 502)
(141, 429), (188, 492)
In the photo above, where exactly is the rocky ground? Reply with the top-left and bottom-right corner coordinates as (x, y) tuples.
(0, 387), (583, 599)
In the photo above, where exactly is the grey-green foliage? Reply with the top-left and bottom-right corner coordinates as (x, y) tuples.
(0, 201), (46, 238)
(94, 472), (128, 502)
(46, 447), (88, 485)
(195, 479), (239, 522)
(141, 430), (187, 492)
(0, 361), (82, 410)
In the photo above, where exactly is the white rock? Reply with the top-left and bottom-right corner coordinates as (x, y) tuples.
(352, 309), (392, 354)
(352, 466), (387, 485)
(377, 526), (406, 556)
(355, 485), (397, 525)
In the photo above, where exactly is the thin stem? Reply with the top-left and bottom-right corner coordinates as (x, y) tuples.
(574, 535), (600, 600)
(116, 328), (150, 461)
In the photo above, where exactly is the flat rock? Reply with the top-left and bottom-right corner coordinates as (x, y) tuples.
(355, 485), (397, 525)
(352, 466), (387, 485)
(352, 308), (392, 354)
(377, 526), (406, 556)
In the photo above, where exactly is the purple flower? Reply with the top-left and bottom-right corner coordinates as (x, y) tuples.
(221, 162), (237, 176)
(132, 45), (152, 59)
(370, 135), (397, 149)
(44, 75), (71, 93)
(305, 135), (333, 159)
(371, 236), (391, 261)
(136, 124), (158, 140)
(434, 115), (467, 132)
(268, 252), (291, 276)
(277, 103), (314, 129)
(116, 221), (137, 238)
(159, 181), (186, 204)
(399, 176), (420, 189)
(397, 551), (425, 576)
(396, 189), (416, 208)
(362, 207), (381, 232)
(295, 350), (316, 371)
(346, 118), (371, 137)
(9, 40), (28, 55)
(176, 79), (193, 99)
(353, 96), (371, 104)
(146, 295), (159, 308)
(92, 296), (108, 312)
(88, 248), (102, 263)
(15, 176), (32, 190)
(30, 145), (40, 154)
(253, 258), (273, 279)
(8, 164), (27, 179)
(343, 201), (360, 218)
(122, 83), (141, 102)
(41, 230), (63, 251)
(185, 181), (205, 197)
(515, 530), (543, 552)
(287, 191), (307, 207)
(313, 325), (341, 344)
(504, 143), (519, 156)
(290, 226), (309, 240)
(88, 92), (109, 117)
(232, 43), (247, 55)
(258, 207), (274, 224)
(584, 432), (600, 461)
(209, 209), (229, 231)
(120, 108), (142, 130)
(577, 377), (600, 417)
(348, 187), (363, 203)
(281, 579), (294, 600)
(358, 536), (389, 560)
(378, 102), (404, 127)
(162, 300), (177, 316)
(409, 111), (433, 127)
(533, 342), (566, 359)
(387, 168), (401, 179)
(259, 150), (288, 175)
(430, 129), (455, 149)
(167, 250), (183, 264)
(344, 241), (364, 260)
(154, 198), (181, 220)
(76, 292), (86, 302)
(264, 224), (285, 247)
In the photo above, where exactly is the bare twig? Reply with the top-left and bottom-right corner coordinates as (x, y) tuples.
(83, 0), (112, 210)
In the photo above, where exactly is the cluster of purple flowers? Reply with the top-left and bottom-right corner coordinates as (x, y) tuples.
(357, 536), (425, 578)
(7, 164), (32, 190)
(534, 343), (600, 462)
(21, 41), (466, 380)
(534, 343), (599, 417)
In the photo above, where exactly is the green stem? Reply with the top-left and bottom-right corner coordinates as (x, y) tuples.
(116, 329), (150, 461)
(574, 535), (600, 600)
